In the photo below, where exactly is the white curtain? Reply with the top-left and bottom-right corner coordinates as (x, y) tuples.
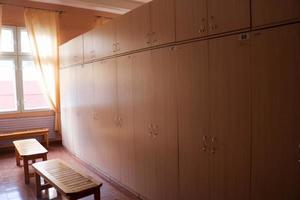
(24, 8), (61, 132)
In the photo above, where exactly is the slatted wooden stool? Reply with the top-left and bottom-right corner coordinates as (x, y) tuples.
(13, 138), (48, 184)
(32, 159), (102, 200)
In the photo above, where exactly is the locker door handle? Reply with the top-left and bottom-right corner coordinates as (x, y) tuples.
(118, 117), (123, 127)
(148, 124), (158, 138)
(211, 147), (216, 154)
(148, 124), (154, 137)
(211, 137), (217, 154)
(201, 136), (208, 152)
(153, 124), (159, 137)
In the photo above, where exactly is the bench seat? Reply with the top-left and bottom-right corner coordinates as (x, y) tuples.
(32, 159), (102, 200)
(0, 128), (49, 148)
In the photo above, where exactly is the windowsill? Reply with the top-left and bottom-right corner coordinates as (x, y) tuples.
(0, 110), (55, 119)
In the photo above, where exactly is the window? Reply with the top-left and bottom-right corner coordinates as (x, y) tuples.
(0, 58), (18, 112)
(0, 26), (50, 113)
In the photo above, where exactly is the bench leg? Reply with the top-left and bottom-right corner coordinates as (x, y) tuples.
(15, 149), (20, 167)
(35, 173), (42, 198)
(23, 157), (30, 184)
(94, 187), (101, 200)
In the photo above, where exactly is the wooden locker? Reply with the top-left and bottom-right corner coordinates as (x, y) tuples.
(115, 12), (133, 54)
(93, 59), (120, 180)
(131, 3), (151, 50)
(251, 24), (300, 200)
(133, 49), (178, 200)
(150, 0), (175, 46)
(116, 55), (136, 190)
(252, 0), (300, 27)
(209, 34), (251, 200)
(68, 36), (84, 66)
(151, 47), (178, 200)
(98, 20), (116, 58)
(63, 65), (80, 155)
(70, 65), (81, 157)
(132, 51), (155, 198)
(177, 41), (210, 200)
(83, 29), (96, 62)
(176, 0), (208, 41)
(75, 64), (95, 163)
(94, 26), (104, 59)
(207, 0), (250, 35)
(60, 68), (72, 151)
(59, 44), (68, 68)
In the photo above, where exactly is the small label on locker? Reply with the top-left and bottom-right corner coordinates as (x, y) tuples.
(239, 33), (250, 40)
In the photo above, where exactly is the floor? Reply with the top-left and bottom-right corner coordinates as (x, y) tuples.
(0, 145), (140, 200)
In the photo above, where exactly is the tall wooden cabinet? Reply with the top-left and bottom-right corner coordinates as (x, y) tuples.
(59, 0), (300, 198)
(176, 41), (210, 200)
(209, 34), (251, 200)
(176, 0), (250, 41)
(60, 67), (73, 152)
(150, 47), (178, 200)
(93, 59), (120, 180)
(116, 55), (136, 190)
(251, 24), (300, 200)
(132, 48), (178, 200)
(177, 33), (251, 200)
(75, 64), (95, 162)
(252, 0), (300, 27)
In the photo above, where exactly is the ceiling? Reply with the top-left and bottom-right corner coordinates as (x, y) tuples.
(30, 0), (151, 14)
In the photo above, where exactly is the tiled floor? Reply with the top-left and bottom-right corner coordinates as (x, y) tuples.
(0, 145), (139, 200)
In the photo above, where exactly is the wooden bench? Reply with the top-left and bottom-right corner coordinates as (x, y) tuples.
(32, 159), (103, 200)
(13, 139), (48, 184)
(0, 128), (49, 148)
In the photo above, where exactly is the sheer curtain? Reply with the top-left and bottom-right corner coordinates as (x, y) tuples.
(24, 8), (61, 132)
(0, 5), (2, 39)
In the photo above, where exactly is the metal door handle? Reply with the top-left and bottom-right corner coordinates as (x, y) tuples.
(148, 124), (154, 137)
(201, 136), (208, 152)
(211, 147), (216, 154)
(118, 117), (123, 127)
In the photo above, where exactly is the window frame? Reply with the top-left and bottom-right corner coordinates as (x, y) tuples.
(0, 25), (51, 115)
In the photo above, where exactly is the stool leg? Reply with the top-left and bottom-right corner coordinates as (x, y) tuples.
(15, 149), (20, 167)
(23, 157), (29, 184)
(43, 154), (47, 161)
(35, 173), (42, 198)
(94, 187), (100, 200)
(44, 134), (49, 149)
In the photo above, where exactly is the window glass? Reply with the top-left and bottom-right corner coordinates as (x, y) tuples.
(0, 28), (15, 52)
(0, 59), (18, 112)
(20, 29), (32, 53)
(22, 59), (50, 110)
